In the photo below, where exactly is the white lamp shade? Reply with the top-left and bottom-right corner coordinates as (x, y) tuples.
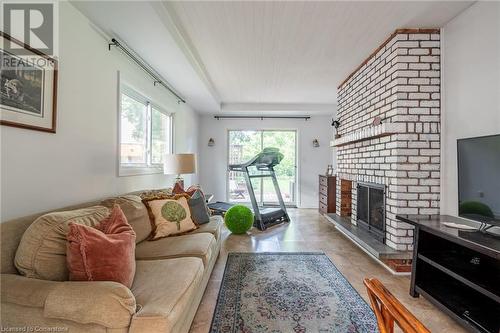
(163, 154), (196, 175)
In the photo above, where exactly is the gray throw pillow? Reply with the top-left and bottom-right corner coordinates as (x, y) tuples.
(188, 190), (211, 224)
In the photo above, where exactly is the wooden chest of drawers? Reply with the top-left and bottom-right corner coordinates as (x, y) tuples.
(319, 175), (336, 214)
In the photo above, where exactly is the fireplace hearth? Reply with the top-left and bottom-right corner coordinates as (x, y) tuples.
(357, 182), (385, 243)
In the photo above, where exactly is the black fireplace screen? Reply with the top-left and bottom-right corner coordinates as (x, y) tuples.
(357, 183), (385, 243)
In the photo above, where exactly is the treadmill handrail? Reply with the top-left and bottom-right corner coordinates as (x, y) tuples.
(228, 150), (283, 171)
(228, 154), (261, 170)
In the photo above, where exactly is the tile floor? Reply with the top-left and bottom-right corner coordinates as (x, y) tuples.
(189, 208), (466, 333)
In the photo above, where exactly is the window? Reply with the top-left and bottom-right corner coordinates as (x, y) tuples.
(227, 130), (297, 206)
(119, 86), (172, 175)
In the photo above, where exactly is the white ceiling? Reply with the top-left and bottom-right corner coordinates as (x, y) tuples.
(71, 1), (220, 113)
(73, 1), (473, 115)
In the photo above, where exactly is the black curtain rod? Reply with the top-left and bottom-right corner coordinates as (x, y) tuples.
(108, 38), (186, 104)
(214, 115), (311, 120)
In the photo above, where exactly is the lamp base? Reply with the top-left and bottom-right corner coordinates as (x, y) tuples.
(174, 175), (184, 189)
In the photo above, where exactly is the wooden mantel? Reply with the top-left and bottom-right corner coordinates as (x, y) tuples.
(330, 123), (405, 147)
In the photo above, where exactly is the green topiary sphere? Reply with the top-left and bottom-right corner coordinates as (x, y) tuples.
(224, 205), (254, 234)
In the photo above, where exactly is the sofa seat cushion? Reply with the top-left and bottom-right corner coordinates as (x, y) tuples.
(189, 215), (223, 240)
(130, 258), (203, 333)
(135, 233), (216, 267)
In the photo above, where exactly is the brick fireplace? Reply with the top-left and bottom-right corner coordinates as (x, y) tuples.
(333, 29), (441, 253)
(339, 180), (352, 217)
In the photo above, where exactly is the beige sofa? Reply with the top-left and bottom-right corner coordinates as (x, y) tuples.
(0, 191), (222, 333)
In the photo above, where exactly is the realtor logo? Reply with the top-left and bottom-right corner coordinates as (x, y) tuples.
(2, 2), (54, 55)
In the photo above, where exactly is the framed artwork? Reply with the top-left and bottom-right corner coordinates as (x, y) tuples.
(0, 32), (58, 133)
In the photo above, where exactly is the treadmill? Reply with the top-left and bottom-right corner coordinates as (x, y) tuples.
(228, 148), (290, 230)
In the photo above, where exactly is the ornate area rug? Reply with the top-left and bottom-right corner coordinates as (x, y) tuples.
(210, 253), (378, 333)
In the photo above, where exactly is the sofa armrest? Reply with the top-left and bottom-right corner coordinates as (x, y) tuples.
(1, 274), (136, 329)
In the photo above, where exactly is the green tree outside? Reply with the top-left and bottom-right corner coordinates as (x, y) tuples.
(228, 130), (296, 203)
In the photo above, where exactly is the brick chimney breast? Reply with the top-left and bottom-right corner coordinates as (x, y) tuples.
(335, 29), (441, 251)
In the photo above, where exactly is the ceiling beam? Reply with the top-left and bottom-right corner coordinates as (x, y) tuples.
(221, 103), (336, 114)
(151, 1), (222, 108)
(214, 115), (311, 120)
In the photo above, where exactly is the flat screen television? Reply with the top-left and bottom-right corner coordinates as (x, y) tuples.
(457, 134), (500, 228)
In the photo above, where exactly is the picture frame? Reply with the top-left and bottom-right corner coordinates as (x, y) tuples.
(0, 31), (58, 133)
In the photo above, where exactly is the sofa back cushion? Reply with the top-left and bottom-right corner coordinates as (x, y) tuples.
(1, 214), (41, 274)
(100, 195), (151, 243)
(14, 206), (110, 281)
(1, 200), (102, 274)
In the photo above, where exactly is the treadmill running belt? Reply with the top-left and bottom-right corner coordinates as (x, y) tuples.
(207, 201), (234, 213)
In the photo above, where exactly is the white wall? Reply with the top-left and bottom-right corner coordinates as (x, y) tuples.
(0, 2), (199, 221)
(198, 115), (335, 208)
(440, 2), (500, 215)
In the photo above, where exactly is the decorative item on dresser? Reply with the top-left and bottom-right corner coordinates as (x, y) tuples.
(319, 175), (336, 215)
(326, 164), (334, 176)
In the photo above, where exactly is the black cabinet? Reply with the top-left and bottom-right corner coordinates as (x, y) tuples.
(397, 215), (500, 333)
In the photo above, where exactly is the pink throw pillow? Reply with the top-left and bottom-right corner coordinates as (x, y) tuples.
(66, 205), (136, 288)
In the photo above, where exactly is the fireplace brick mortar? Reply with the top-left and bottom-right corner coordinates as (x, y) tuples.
(335, 31), (441, 251)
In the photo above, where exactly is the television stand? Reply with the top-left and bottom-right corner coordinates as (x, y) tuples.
(396, 214), (500, 333)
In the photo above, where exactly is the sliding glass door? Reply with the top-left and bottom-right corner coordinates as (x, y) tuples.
(227, 130), (297, 206)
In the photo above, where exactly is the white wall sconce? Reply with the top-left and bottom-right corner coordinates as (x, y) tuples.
(313, 139), (320, 147)
(208, 138), (215, 147)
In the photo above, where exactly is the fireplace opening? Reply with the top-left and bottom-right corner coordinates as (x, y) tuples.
(357, 182), (385, 243)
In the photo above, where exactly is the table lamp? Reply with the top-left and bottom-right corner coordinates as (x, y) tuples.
(163, 153), (196, 188)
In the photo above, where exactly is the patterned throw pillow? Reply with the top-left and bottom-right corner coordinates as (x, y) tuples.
(188, 189), (211, 225)
(142, 194), (197, 239)
(138, 188), (173, 199)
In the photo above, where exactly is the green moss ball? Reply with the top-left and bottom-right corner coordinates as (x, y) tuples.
(224, 205), (254, 234)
